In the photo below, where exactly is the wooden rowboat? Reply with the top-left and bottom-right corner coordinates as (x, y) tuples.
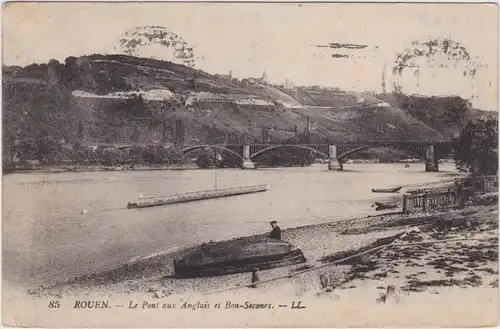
(173, 239), (306, 278)
(371, 186), (402, 193)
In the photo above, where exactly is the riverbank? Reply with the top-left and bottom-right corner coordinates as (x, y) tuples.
(24, 182), (496, 302)
(3, 163), (319, 174)
(2, 163), (201, 174)
(4, 199), (496, 327)
(2, 160), (454, 174)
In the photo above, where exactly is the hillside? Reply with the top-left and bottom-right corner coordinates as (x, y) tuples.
(3, 54), (489, 164)
(376, 93), (496, 139)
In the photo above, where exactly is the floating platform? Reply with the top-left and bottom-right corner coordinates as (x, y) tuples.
(127, 184), (268, 209)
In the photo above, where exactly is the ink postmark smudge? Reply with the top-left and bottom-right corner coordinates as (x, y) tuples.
(119, 26), (201, 67)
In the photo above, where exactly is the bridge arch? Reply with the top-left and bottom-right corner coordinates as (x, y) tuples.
(337, 144), (425, 162)
(182, 145), (243, 160)
(250, 144), (329, 160)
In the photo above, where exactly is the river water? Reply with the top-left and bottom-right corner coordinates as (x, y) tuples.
(3, 163), (458, 286)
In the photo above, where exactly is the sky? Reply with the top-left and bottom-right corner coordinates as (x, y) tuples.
(2, 2), (499, 111)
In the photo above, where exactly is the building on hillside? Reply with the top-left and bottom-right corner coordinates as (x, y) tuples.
(215, 70), (233, 81)
(284, 78), (295, 90)
(262, 70), (267, 83)
(247, 77), (261, 84)
(246, 70), (268, 85)
(184, 92), (274, 106)
(223, 70), (233, 80)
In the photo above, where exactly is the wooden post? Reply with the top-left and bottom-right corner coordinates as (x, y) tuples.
(422, 192), (427, 212)
(250, 268), (260, 288)
(402, 195), (408, 214)
(385, 284), (400, 303)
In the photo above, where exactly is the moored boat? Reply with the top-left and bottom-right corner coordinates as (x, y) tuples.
(173, 239), (306, 278)
(371, 186), (402, 193)
(374, 201), (398, 210)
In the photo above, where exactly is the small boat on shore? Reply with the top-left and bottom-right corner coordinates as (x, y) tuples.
(371, 186), (402, 193)
(173, 239), (306, 278)
(374, 201), (398, 211)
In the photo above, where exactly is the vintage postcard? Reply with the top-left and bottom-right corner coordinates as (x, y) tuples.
(2, 1), (499, 327)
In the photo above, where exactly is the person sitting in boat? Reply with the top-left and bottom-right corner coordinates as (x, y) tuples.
(268, 221), (282, 240)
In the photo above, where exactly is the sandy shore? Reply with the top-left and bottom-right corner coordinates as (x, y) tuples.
(4, 178), (496, 327)
(27, 211), (403, 298)
(24, 179), (497, 301)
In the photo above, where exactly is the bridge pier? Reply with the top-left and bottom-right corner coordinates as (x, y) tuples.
(328, 145), (343, 171)
(242, 145), (256, 169)
(425, 144), (439, 172)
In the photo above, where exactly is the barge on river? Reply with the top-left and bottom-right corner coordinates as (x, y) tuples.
(127, 184), (268, 209)
(173, 239), (306, 278)
(371, 186), (402, 193)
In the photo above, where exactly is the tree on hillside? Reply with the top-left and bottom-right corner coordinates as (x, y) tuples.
(218, 152), (241, 168)
(97, 148), (126, 167)
(452, 117), (498, 175)
(396, 94), (469, 125)
(195, 149), (215, 168)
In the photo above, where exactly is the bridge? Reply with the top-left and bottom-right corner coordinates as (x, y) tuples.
(181, 141), (453, 171)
